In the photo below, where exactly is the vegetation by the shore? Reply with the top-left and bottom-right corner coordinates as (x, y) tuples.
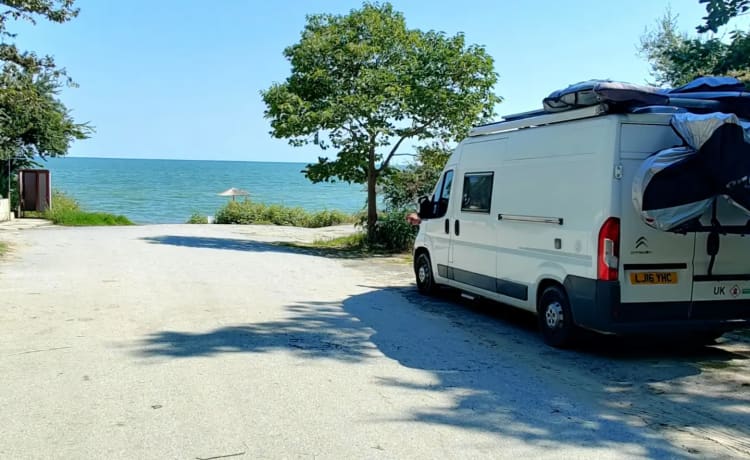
(283, 209), (418, 256)
(43, 191), (133, 226)
(186, 212), (209, 224)
(214, 201), (354, 228)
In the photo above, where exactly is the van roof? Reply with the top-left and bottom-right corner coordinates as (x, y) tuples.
(471, 87), (750, 137)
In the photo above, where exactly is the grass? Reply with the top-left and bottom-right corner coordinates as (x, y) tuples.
(278, 232), (411, 263)
(44, 191), (133, 226)
(312, 233), (368, 249)
(0, 241), (7, 256)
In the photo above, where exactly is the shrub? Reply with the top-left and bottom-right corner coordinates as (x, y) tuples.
(187, 212), (209, 224)
(305, 209), (352, 228)
(214, 201), (353, 228)
(371, 209), (418, 252)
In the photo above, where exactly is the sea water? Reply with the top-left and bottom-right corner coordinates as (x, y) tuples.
(45, 157), (368, 224)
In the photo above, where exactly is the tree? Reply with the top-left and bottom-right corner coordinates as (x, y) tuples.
(0, 0), (89, 203)
(698, 0), (750, 33)
(381, 143), (451, 211)
(0, 68), (90, 199)
(262, 2), (499, 240)
(640, 4), (750, 87)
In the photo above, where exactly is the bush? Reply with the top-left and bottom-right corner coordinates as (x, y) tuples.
(370, 209), (418, 252)
(186, 212), (209, 224)
(305, 209), (353, 228)
(214, 201), (353, 228)
(44, 190), (133, 226)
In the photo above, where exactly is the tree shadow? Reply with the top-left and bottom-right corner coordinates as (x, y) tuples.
(140, 235), (401, 260)
(370, 287), (750, 457)
(139, 301), (377, 362)
(141, 235), (297, 254)
(137, 286), (750, 457)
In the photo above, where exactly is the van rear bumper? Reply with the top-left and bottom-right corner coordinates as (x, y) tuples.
(564, 275), (750, 334)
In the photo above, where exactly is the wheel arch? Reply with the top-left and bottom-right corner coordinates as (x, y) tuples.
(413, 246), (430, 270)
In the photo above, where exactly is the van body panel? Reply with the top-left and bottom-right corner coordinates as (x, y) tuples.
(617, 122), (696, 305)
(692, 199), (750, 304)
(419, 164), (458, 286)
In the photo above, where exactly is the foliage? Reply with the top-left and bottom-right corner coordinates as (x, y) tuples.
(214, 200), (353, 227)
(186, 212), (208, 224)
(0, 1), (90, 209)
(286, 210), (416, 254)
(311, 232), (368, 250)
(0, 1), (79, 77)
(640, 7), (750, 87)
(381, 143), (451, 210)
(698, 0), (750, 33)
(370, 209), (418, 251)
(262, 2), (499, 240)
(43, 190), (132, 226)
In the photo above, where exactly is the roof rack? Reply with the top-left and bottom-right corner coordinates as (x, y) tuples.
(469, 104), (609, 137)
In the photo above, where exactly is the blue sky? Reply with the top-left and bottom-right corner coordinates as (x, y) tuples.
(11, 0), (733, 162)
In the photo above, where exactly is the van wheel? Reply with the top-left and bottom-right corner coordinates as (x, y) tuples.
(415, 253), (438, 295)
(538, 285), (577, 348)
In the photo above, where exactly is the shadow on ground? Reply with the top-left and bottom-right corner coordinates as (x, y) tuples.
(140, 235), (398, 259)
(138, 286), (750, 457)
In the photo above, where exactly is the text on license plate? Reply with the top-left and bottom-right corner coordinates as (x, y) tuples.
(630, 272), (678, 285)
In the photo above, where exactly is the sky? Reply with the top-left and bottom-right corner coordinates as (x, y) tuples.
(8, 0), (738, 162)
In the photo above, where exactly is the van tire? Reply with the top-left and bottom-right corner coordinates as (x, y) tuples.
(415, 253), (438, 295)
(538, 285), (577, 348)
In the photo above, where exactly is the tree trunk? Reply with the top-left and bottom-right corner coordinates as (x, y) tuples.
(366, 161), (378, 243)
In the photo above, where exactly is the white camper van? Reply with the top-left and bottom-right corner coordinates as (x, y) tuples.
(412, 79), (750, 347)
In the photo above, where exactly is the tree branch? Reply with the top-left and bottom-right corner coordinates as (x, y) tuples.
(377, 117), (438, 173)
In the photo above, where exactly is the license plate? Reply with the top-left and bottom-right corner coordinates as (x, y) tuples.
(630, 272), (678, 285)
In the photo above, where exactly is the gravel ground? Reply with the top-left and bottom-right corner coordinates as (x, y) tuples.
(0, 222), (749, 459)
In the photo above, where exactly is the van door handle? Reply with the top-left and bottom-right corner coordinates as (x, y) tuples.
(455, 220), (460, 236)
(444, 218), (449, 234)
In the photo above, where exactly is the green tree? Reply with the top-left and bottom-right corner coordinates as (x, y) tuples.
(640, 5), (750, 87)
(262, 2), (499, 240)
(0, 69), (90, 199)
(381, 143), (451, 211)
(0, 0), (89, 203)
(698, 0), (750, 33)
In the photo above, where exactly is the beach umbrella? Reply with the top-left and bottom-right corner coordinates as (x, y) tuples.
(218, 187), (250, 201)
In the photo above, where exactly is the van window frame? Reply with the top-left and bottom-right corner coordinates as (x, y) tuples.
(460, 171), (494, 214)
(432, 169), (454, 219)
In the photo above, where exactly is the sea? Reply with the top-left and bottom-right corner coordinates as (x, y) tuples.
(44, 157), (368, 224)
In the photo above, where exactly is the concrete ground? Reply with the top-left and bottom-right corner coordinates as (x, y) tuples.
(1, 223), (749, 459)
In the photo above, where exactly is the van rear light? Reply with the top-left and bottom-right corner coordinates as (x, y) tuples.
(598, 217), (620, 281)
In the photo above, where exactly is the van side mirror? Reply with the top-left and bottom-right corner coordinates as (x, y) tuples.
(418, 195), (434, 219)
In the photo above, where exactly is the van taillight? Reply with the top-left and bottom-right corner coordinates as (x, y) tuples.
(598, 217), (620, 281)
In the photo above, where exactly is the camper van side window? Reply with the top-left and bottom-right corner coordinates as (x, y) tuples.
(433, 170), (453, 218)
(461, 172), (494, 213)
